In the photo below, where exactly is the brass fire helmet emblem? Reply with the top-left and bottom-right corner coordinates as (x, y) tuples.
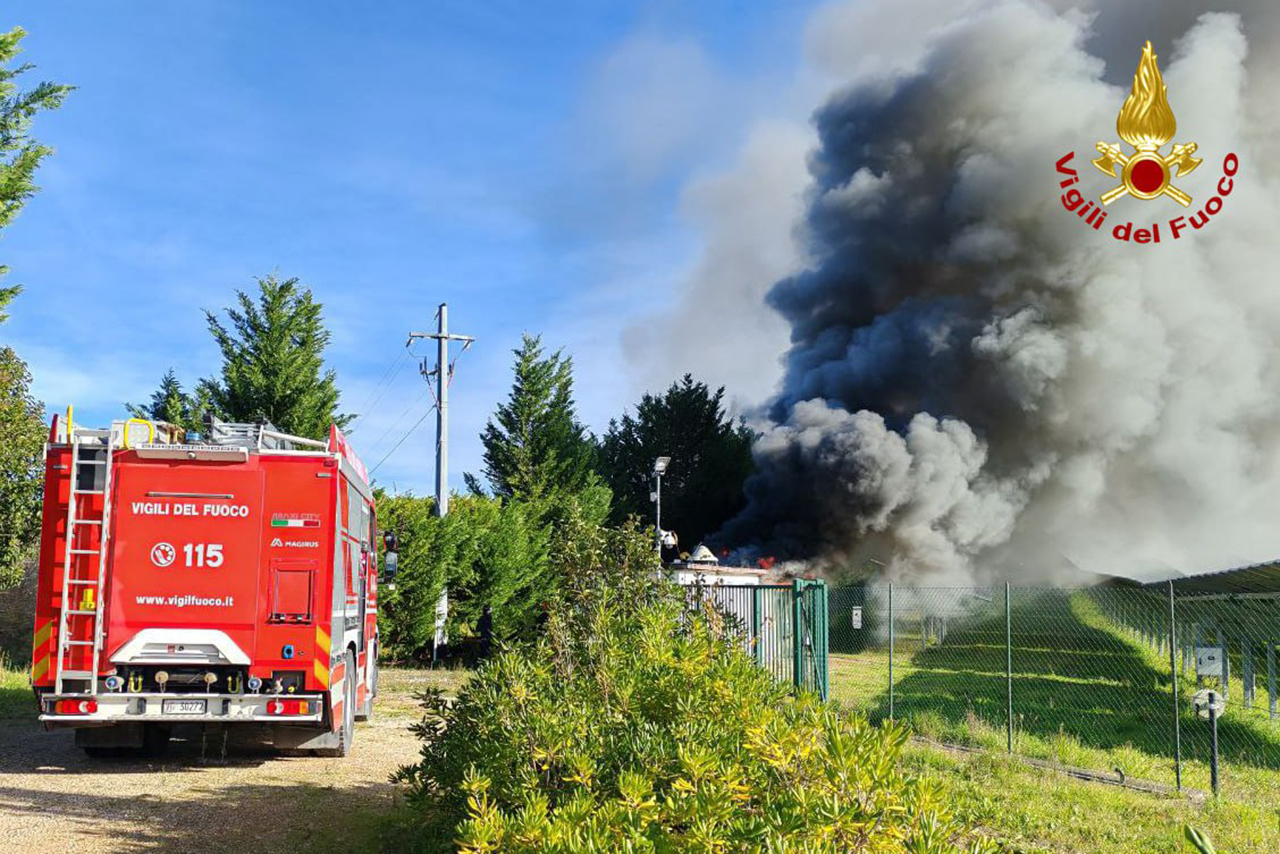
(1093, 41), (1201, 206)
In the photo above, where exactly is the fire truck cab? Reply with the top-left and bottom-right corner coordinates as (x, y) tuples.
(30, 414), (379, 757)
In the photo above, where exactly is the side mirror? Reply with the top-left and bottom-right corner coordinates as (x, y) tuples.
(381, 550), (398, 585)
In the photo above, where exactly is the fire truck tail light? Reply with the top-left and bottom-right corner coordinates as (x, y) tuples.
(54, 699), (98, 715)
(267, 699), (311, 716)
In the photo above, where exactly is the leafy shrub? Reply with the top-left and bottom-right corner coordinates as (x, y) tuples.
(376, 492), (556, 659)
(376, 486), (643, 662)
(395, 557), (991, 853)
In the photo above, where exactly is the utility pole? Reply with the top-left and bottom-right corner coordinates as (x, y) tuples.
(407, 303), (474, 517)
(408, 304), (474, 668)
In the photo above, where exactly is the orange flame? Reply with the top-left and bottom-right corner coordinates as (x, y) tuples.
(1117, 41), (1176, 150)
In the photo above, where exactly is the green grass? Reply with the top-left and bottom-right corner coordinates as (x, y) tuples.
(829, 590), (1280, 811)
(0, 657), (33, 720)
(905, 741), (1280, 854)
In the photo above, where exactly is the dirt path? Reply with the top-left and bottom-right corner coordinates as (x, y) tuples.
(0, 668), (465, 854)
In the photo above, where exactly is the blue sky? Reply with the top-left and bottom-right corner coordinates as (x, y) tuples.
(1, 1), (818, 494)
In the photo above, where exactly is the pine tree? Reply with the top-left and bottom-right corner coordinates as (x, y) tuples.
(0, 287), (17, 324)
(127, 368), (206, 434)
(0, 27), (73, 298)
(480, 334), (601, 503)
(202, 275), (350, 440)
(0, 29), (69, 587)
(0, 346), (45, 588)
(600, 375), (755, 549)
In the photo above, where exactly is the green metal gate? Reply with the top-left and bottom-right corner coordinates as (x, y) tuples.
(686, 579), (829, 699)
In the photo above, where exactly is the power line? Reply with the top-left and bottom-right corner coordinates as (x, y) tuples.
(350, 347), (411, 427)
(370, 404), (437, 476)
(349, 345), (413, 428)
(366, 385), (433, 462)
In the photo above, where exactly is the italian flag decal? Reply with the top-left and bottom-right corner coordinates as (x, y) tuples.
(271, 513), (321, 528)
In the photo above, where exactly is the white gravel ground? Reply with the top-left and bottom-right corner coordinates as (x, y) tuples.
(0, 670), (453, 854)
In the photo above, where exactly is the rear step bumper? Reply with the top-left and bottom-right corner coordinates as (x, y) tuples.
(39, 692), (325, 726)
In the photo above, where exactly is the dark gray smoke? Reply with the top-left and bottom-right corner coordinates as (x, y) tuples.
(722, 1), (1280, 583)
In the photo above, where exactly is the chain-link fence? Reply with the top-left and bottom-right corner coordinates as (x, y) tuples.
(829, 584), (1280, 806)
(684, 581), (829, 697)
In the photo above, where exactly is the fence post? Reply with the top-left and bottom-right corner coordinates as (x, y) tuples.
(1187, 622), (1198, 676)
(1268, 644), (1276, 721)
(1221, 630), (1230, 701)
(792, 578), (803, 692)
(1005, 582), (1013, 754)
(1167, 581), (1182, 792)
(888, 582), (895, 722)
(1244, 645), (1255, 709)
(752, 586), (763, 667)
(818, 581), (829, 700)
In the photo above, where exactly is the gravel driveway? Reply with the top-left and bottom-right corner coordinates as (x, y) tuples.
(0, 668), (466, 854)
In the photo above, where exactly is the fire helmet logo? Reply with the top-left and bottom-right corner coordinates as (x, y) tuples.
(150, 542), (176, 567)
(1091, 41), (1201, 207)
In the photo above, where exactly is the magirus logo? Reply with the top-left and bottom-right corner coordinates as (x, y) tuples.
(270, 536), (319, 548)
(1055, 41), (1238, 244)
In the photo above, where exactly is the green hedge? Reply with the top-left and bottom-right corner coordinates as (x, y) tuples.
(395, 567), (990, 853)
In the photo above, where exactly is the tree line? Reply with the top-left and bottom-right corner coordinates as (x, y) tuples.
(0, 26), (757, 662)
(113, 294), (757, 660)
(371, 335), (756, 658)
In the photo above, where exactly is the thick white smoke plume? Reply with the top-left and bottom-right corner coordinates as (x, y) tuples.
(698, 0), (1280, 583)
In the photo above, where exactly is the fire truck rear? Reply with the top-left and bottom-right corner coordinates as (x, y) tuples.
(30, 414), (380, 757)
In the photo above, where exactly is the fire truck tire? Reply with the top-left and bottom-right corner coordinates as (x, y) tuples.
(141, 723), (171, 756)
(83, 746), (120, 759)
(78, 723), (169, 758)
(315, 650), (356, 757)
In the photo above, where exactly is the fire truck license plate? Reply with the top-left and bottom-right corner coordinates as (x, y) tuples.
(162, 699), (207, 715)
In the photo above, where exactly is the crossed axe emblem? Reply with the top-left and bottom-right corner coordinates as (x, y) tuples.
(1092, 141), (1202, 207)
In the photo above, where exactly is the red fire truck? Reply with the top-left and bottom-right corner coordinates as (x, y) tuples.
(30, 413), (380, 757)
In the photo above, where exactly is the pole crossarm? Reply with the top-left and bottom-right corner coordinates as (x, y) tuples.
(406, 304), (474, 519)
(406, 332), (475, 344)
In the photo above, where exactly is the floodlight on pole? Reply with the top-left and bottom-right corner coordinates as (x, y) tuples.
(652, 456), (671, 553)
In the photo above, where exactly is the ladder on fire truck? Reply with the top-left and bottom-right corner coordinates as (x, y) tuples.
(54, 422), (117, 696)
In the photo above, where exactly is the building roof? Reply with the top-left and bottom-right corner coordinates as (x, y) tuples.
(687, 544), (718, 564)
(1146, 559), (1280, 596)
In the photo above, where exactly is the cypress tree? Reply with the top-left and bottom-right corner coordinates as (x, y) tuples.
(480, 334), (600, 502)
(201, 275), (350, 439)
(127, 368), (207, 434)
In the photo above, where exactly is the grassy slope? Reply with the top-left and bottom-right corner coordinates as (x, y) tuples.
(829, 591), (1280, 810)
(906, 743), (1280, 854)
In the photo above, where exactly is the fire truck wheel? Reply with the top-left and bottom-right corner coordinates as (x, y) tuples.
(82, 725), (169, 758)
(140, 724), (171, 757)
(83, 746), (122, 759)
(316, 650), (356, 757)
